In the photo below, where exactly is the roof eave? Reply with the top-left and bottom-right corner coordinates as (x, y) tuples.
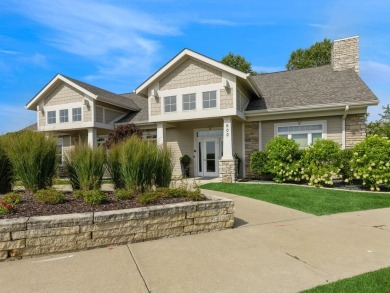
(245, 101), (379, 117)
(135, 48), (248, 96)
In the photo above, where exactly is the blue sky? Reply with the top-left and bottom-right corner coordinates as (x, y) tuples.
(0, 0), (389, 133)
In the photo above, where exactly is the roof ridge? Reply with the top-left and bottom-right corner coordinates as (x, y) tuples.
(252, 64), (332, 77)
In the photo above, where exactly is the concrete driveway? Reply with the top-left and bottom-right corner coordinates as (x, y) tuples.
(1, 189), (390, 293)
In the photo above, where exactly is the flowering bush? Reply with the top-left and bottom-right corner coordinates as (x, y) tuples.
(349, 135), (390, 191)
(0, 192), (21, 214)
(301, 139), (342, 187)
(265, 137), (302, 183)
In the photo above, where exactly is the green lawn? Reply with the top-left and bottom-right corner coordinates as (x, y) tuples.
(201, 183), (390, 215)
(302, 267), (390, 293)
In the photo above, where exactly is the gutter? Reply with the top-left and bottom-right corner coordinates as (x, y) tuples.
(342, 105), (350, 149)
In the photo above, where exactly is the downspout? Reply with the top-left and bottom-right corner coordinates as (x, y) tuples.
(342, 105), (349, 149)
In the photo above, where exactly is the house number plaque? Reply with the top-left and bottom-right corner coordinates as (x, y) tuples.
(225, 123), (229, 137)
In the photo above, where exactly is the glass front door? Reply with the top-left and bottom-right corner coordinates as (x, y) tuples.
(197, 138), (219, 177)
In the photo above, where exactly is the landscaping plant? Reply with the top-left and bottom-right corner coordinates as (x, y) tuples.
(106, 124), (142, 149)
(250, 150), (271, 177)
(3, 131), (57, 193)
(301, 139), (342, 187)
(34, 189), (65, 204)
(107, 144), (125, 189)
(82, 189), (107, 205)
(114, 188), (134, 200)
(0, 192), (21, 215)
(65, 145), (106, 191)
(0, 138), (12, 194)
(349, 135), (390, 191)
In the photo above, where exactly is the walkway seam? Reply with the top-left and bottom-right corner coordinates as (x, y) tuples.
(126, 245), (151, 293)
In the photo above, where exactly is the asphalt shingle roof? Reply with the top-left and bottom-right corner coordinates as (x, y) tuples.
(246, 65), (378, 111)
(63, 75), (140, 111)
(116, 93), (149, 123)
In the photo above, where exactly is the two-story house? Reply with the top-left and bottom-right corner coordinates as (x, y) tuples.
(26, 36), (379, 182)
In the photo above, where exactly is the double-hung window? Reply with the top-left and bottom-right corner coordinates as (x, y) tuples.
(47, 111), (56, 124)
(164, 96), (177, 112)
(276, 122), (325, 148)
(72, 108), (82, 122)
(183, 93), (196, 111)
(202, 91), (217, 109)
(59, 109), (69, 123)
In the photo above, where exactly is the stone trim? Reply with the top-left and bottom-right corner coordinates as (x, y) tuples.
(244, 122), (259, 177)
(0, 195), (234, 261)
(345, 114), (366, 148)
(219, 159), (238, 183)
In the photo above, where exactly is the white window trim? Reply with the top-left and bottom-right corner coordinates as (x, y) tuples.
(182, 93), (196, 111)
(72, 107), (82, 122)
(59, 109), (69, 123)
(57, 138), (64, 165)
(202, 90), (217, 110)
(44, 102), (84, 125)
(47, 110), (57, 124)
(164, 96), (177, 113)
(274, 120), (327, 147)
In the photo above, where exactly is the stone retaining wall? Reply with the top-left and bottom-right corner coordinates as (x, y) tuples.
(0, 196), (234, 261)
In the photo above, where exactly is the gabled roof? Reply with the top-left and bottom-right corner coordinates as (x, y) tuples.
(116, 93), (149, 124)
(26, 74), (140, 111)
(246, 65), (379, 112)
(135, 48), (251, 97)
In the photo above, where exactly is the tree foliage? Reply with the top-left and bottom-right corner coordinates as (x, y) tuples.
(106, 124), (142, 149)
(367, 105), (390, 138)
(221, 52), (253, 74)
(286, 38), (332, 70)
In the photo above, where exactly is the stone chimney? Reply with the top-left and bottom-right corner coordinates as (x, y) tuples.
(331, 36), (359, 73)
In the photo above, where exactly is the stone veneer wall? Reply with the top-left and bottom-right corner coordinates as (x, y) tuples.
(244, 122), (259, 177)
(345, 114), (366, 148)
(0, 196), (234, 261)
(331, 36), (359, 73)
(219, 160), (238, 183)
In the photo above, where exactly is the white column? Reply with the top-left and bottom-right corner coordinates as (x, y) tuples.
(222, 116), (234, 160)
(156, 122), (166, 147)
(342, 117), (346, 149)
(87, 127), (97, 148)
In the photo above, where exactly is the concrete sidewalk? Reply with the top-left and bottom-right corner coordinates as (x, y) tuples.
(1, 189), (390, 292)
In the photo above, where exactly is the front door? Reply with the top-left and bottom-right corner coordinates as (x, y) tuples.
(197, 139), (219, 177)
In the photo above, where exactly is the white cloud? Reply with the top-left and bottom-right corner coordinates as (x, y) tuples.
(0, 50), (22, 55)
(198, 19), (241, 26)
(3, 0), (182, 79)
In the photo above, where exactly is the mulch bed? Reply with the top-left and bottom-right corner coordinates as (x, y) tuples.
(0, 192), (193, 219)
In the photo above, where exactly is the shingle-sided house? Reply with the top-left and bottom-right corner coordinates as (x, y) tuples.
(26, 36), (379, 182)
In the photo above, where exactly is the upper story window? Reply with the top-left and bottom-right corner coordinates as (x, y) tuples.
(183, 93), (196, 111)
(202, 91), (217, 109)
(59, 109), (69, 123)
(277, 123), (325, 148)
(164, 96), (177, 112)
(47, 111), (56, 124)
(72, 108), (82, 122)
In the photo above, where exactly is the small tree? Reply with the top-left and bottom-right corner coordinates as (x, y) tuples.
(106, 124), (142, 148)
(221, 53), (253, 74)
(367, 105), (390, 138)
(286, 38), (332, 70)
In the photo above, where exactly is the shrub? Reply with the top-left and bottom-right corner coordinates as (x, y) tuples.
(83, 189), (107, 205)
(65, 145), (106, 191)
(106, 124), (142, 149)
(137, 192), (158, 205)
(0, 192), (21, 214)
(301, 139), (342, 187)
(266, 137), (302, 183)
(34, 189), (65, 204)
(72, 189), (84, 199)
(107, 145), (125, 189)
(186, 189), (206, 201)
(250, 151), (270, 176)
(114, 188), (134, 200)
(349, 135), (390, 191)
(3, 131), (57, 193)
(116, 136), (173, 193)
(0, 139), (12, 194)
(340, 148), (354, 180)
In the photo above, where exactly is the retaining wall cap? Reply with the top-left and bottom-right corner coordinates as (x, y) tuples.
(0, 217), (29, 232)
(94, 207), (149, 223)
(28, 213), (93, 228)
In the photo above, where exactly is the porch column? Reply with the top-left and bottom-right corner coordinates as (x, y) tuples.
(219, 116), (237, 183)
(222, 116), (234, 160)
(87, 127), (97, 148)
(156, 122), (166, 147)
